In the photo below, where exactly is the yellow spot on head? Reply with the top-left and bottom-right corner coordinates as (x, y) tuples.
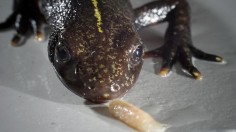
(104, 69), (108, 73)
(93, 77), (97, 81)
(99, 80), (105, 83)
(99, 64), (105, 69)
(103, 93), (110, 98)
(91, 0), (103, 33)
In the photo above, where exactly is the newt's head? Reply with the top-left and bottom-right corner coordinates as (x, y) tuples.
(47, 0), (143, 103)
(48, 22), (143, 103)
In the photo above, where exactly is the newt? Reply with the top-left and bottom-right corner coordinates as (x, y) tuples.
(0, 0), (224, 103)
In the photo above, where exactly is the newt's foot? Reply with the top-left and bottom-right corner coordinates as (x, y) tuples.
(144, 44), (223, 80)
(0, 0), (46, 46)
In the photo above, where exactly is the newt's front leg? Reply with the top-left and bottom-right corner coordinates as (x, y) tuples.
(0, 0), (45, 46)
(135, 0), (223, 80)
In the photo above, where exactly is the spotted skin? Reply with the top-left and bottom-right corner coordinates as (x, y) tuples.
(47, 0), (143, 103)
(0, 0), (223, 103)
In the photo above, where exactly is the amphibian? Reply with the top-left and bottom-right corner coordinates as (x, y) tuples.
(0, 0), (223, 103)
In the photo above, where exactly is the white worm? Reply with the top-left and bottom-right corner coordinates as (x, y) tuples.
(109, 99), (168, 132)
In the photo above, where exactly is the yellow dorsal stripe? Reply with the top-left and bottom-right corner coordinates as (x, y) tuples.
(91, 0), (103, 33)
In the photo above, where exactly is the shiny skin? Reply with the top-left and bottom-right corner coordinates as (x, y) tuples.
(0, 0), (223, 103)
(47, 0), (143, 103)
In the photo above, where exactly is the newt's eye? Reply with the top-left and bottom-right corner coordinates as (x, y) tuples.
(131, 45), (143, 65)
(55, 45), (71, 63)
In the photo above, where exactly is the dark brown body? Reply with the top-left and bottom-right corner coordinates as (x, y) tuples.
(0, 0), (223, 103)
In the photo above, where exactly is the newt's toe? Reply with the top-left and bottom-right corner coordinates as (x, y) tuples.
(159, 68), (171, 77)
(192, 70), (203, 80)
(215, 56), (224, 62)
(35, 31), (44, 42)
(11, 34), (23, 46)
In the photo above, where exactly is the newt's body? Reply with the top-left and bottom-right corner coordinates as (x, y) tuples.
(0, 0), (223, 103)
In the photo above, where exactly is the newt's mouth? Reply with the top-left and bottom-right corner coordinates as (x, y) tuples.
(77, 84), (130, 103)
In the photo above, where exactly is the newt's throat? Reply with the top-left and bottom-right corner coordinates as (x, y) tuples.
(91, 0), (103, 33)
